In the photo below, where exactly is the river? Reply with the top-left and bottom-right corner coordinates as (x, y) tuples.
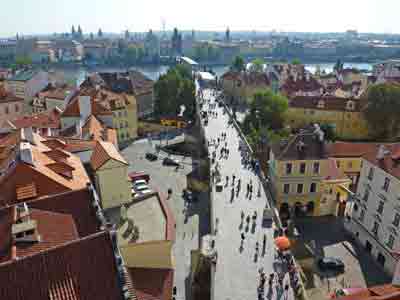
(57, 62), (373, 84)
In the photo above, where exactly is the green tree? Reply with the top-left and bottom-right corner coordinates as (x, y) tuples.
(15, 56), (32, 66)
(320, 123), (337, 142)
(244, 89), (288, 131)
(250, 58), (264, 73)
(364, 83), (400, 139)
(291, 58), (301, 65)
(179, 78), (196, 117)
(231, 55), (245, 72)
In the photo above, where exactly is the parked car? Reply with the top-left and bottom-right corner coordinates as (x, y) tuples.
(163, 157), (180, 166)
(129, 171), (150, 183)
(133, 179), (147, 187)
(134, 184), (152, 195)
(317, 257), (345, 272)
(145, 152), (158, 161)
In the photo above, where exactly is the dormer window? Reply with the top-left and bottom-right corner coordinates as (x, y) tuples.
(317, 100), (325, 109)
(346, 100), (355, 111)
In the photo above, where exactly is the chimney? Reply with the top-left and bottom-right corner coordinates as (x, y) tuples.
(377, 145), (390, 161)
(21, 127), (35, 145)
(19, 142), (34, 165)
(78, 95), (92, 121)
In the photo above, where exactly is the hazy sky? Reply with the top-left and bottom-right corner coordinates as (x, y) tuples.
(0, 0), (398, 37)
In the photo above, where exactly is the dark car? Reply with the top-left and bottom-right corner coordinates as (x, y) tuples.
(145, 152), (158, 161)
(163, 157), (180, 166)
(317, 257), (345, 272)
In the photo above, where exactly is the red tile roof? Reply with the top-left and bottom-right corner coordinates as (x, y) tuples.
(128, 267), (173, 300)
(362, 144), (400, 179)
(0, 231), (127, 300)
(281, 74), (323, 96)
(11, 108), (61, 129)
(38, 84), (75, 100)
(0, 206), (79, 264)
(61, 92), (112, 117)
(338, 284), (400, 300)
(222, 70), (271, 86)
(27, 188), (102, 237)
(91, 141), (128, 171)
(328, 142), (385, 158)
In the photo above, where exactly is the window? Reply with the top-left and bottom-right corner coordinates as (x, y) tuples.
(383, 177), (390, 192)
(120, 123), (124, 129)
(363, 189), (370, 202)
(286, 163), (292, 175)
(125, 121), (129, 128)
(377, 201), (385, 214)
(313, 162), (320, 174)
(5, 106), (9, 114)
(393, 213), (400, 227)
(387, 235), (395, 249)
(336, 161), (340, 168)
(283, 184), (290, 194)
(300, 163), (306, 174)
(15, 104), (19, 112)
(297, 184), (303, 194)
(310, 183), (317, 193)
(124, 111), (128, 117)
(372, 222), (379, 235)
(347, 161), (353, 168)
(368, 167), (374, 180)
(317, 100), (325, 109)
(346, 101), (355, 111)
(359, 209), (365, 222)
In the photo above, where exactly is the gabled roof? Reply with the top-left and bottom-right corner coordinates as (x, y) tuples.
(327, 142), (384, 158)
(0, 231), (129, 300)
(289, 96), (365, 112)
(91, 141), (128, 171)
(61, 93), (112, 117)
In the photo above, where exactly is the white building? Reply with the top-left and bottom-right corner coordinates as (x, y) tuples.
(345, 144), (400, 276)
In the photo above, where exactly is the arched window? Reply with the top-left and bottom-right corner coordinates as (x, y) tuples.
(317, 100), (325, 109)
(346, 100), (355, 111)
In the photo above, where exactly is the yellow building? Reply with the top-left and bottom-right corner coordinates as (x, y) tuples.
(285, 96), (370, 140)
(269, 128), (351, 219)
(91, 140), (131, 209)
(221, 71), (275, 104)
(327, 142), (388, 191)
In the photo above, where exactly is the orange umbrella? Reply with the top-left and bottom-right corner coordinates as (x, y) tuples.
(275, 236), (291, 251)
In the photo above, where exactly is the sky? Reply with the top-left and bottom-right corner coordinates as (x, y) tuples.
(0, 0), (398, 37)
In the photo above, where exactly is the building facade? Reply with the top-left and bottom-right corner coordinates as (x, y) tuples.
(269, 127), (350, 219)
(285, 96), (370, 140)
(345, 144), (400, 276)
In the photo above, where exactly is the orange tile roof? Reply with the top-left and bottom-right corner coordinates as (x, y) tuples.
(11, 108), (61, 129)
(362, 144), (400, 180)
(61, 91), (112, 117)
(327, 142), (384, 158)
(338, 284), (400, 300)
(90, 141), (128, 171)
(39, 84), (75, 100)
(0, 133), (91, 206)
(82, 115), (104, 140)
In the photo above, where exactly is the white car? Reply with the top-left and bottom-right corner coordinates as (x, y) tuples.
(133, 179), (147, 187)
(134, 184), (152, 194)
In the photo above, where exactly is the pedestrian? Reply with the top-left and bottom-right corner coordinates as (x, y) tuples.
(246, 215), (250, 223)
(241, 210), (245, 219)
(226, 176), (229, 184)
(241, 232), (245, 240)
(232, 174), (236, 183)
(256, 242), (259, 253)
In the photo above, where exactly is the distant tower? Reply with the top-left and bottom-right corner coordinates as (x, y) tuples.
(191, 29), (195, 41)
(225, 27), (230, 42)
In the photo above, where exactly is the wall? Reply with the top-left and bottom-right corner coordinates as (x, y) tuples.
(120, 240), (174, 269)
(95, 159), (131, 209)
(349, 159), (400, 275)
(285, 107), (370, 140)
(0, 101), (23, 125)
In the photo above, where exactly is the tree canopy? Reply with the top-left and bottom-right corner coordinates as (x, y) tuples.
(231, 56), (245, 72)
(154, 66), (196, 119)
(364, 83), (400, 139)
(291, 58), (301, 65)
(249, 58), (265, 73)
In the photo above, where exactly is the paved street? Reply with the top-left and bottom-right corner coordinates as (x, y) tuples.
(294, 217), (390, 299)
(199, 88), (295, 300)
(122, 139), (210, 300)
